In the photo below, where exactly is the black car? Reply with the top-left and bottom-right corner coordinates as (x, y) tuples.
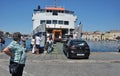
(61, 34), (73, 43)
(61, 35), (68, 43)
(63, 39), (90, 59)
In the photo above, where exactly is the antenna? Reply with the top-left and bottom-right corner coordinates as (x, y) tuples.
(54, 0), (56, 7)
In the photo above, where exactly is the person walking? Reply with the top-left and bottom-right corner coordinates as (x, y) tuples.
(30, 36), (35, 49)
(3, 32), (26, 76)
(31, 36), (35, 53)
(34, 34), (41, 54)
(39, 33), (45, 53)
(47, 37), (53, 53)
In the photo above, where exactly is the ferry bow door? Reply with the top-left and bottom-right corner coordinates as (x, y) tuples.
(52, 30), (62, 42)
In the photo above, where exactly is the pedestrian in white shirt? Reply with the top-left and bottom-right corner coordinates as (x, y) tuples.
(35, 35), (41, 54)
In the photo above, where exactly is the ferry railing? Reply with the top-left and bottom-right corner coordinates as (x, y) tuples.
(33, 9), (74, 15)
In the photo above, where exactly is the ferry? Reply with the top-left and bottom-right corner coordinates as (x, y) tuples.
(32, 5), (78, 42)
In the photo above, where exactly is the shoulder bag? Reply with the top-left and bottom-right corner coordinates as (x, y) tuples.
(9, 52), (22, 74)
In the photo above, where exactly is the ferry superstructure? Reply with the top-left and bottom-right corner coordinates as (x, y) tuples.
(32, 5), (77, 41)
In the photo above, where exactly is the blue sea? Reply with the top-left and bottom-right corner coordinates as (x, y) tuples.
(1, 38), (31, 51)
(87, 41), (120, 52)
(1, 38), (120, 52)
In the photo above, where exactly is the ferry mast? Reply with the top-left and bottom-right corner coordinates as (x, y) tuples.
(53, 0), (56, 7)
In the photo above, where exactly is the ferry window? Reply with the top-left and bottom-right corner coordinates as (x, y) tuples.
(58, 20), (63, 24)
(64, 21), (69, 25)
(46, 10), (52, 13)
(40, 20), (45, 24)
(53, 20), (57, 24)
(41, 9), (46, 13)
(53, 11), (58, 15)
(46, 10), (49, 12)
(61, 11), (64, 13)
(65, 10), (69, 13)
(50, 10), (52, 12)
(46, 20), (51, 24)
(58, 10), (61, 13)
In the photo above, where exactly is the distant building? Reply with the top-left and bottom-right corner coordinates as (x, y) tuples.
(82, 30), (120, 41)
(82, 31), (102, 41)
(102, 30), (120, 40)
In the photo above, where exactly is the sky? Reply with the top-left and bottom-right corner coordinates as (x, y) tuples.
(0, 0), (120, 34)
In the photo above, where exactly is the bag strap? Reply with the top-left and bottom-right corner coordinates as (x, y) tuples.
(18, 51), (23, 64)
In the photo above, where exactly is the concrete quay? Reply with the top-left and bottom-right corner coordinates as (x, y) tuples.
(0, 52), (120, 76)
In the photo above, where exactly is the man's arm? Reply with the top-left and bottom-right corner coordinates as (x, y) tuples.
(3, 47), (14, 58)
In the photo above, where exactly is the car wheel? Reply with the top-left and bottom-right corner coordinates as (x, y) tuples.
(66, 52), (71, 59)
(63, 50), (66, 55)
(85, 56), (89, 59)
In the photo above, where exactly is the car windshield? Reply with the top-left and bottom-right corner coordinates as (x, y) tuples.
(62, 35), (67, 38)
(70, 40), (87, 46)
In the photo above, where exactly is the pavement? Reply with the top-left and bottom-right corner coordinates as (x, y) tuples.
(1, 42), (120, 76)
(0, 52), (120, 76)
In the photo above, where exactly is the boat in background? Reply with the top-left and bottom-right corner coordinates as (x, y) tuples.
(32, 5), (77, 42)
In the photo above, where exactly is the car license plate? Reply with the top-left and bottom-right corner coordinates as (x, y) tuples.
(77, 54), (84, 56)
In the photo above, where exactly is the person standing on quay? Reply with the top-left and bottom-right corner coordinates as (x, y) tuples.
(47, 36), (53, 53)
(3, 32), (26, 76)
(21, 35), (26, 48)
(31, 36), (35, 53)
(34, 34), (41, 54)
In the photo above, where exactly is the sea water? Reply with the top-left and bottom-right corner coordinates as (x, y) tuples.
(1, 38), (120, 52)
(1, 38), (31, 52)
(87, 40), (120, 52)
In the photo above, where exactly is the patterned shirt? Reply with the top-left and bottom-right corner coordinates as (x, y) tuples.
(8, 41), (26, 64)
